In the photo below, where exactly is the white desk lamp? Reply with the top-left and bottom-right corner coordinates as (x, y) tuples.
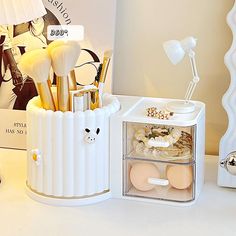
(163, 37), (200, 113)
(0, 0), (46, 25)
(0, 0), (46, 185)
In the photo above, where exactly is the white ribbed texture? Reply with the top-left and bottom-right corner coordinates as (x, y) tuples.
(52, 112), (63, 196)
(0, 0), (46, 25)
(74, 112), (86, 196)
(42, 110), (53, 195)
(63, 112), (74, 197)
(26, 94), (120, 198)
(36, 109), (44, 193)
(84, 110), (96, 196)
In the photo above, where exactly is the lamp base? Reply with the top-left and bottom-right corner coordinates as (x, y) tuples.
(166, 101), (195, 114)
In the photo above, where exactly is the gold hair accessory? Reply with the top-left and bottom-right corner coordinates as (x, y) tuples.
(147, 107), (174, 120)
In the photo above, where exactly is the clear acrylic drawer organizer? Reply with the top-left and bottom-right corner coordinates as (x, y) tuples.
(123, 122), (196, 203)
(26, 94), (120, 206)
(110, 97), (205, 206)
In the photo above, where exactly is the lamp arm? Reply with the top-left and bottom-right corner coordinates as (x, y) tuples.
(184, 50), (200, 103)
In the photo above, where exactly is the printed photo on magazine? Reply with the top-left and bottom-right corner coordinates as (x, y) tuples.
(0, 0), (116, 149)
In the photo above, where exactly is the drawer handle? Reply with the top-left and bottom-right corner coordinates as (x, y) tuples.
(147, 139), (170, 148)
(148, 178), (169, 186)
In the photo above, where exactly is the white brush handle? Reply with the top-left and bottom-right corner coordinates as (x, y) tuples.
(98, 82), (105, 108)
(74, 95), (84, 112)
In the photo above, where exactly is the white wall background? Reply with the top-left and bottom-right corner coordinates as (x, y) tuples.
(113, 0), (234, 155)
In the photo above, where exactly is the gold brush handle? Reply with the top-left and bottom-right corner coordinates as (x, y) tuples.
(68, 70), (77, 91)
(37, 80), (56, 111)
(99, 57), (111, 83)
(57, 76), (70, 112)
(90, 90), (100, 110)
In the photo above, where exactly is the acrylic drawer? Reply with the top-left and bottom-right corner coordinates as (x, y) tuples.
(124, 122), (195, 164)
(123, 159), (195, 203)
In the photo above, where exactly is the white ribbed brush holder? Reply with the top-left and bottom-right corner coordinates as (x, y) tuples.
(26, 94), (120, 206)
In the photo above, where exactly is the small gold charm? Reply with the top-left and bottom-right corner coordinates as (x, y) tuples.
(32, 153), (38, 162)
(147, 107), (174, 120)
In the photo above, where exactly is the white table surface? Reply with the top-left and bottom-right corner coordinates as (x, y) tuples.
(0, 149), (235, 236)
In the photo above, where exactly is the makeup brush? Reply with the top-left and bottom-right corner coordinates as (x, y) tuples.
(19, 49), (56, 111)
(97, 50), (113, 107)
(47, 40), (65, 54)
(47, 40), (81, 91)
(50, 43), (81, 112)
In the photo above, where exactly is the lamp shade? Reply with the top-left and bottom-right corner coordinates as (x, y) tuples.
(163, 40), (185, 65)
(0, 0), (47, 25)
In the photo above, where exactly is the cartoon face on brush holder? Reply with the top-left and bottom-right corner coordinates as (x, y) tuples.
(84, 128), (100, 144)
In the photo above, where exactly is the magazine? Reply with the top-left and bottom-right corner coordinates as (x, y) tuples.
(0, 0), (116, 149)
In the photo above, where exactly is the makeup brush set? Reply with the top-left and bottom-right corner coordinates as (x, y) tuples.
(19, 40), (112, 113)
